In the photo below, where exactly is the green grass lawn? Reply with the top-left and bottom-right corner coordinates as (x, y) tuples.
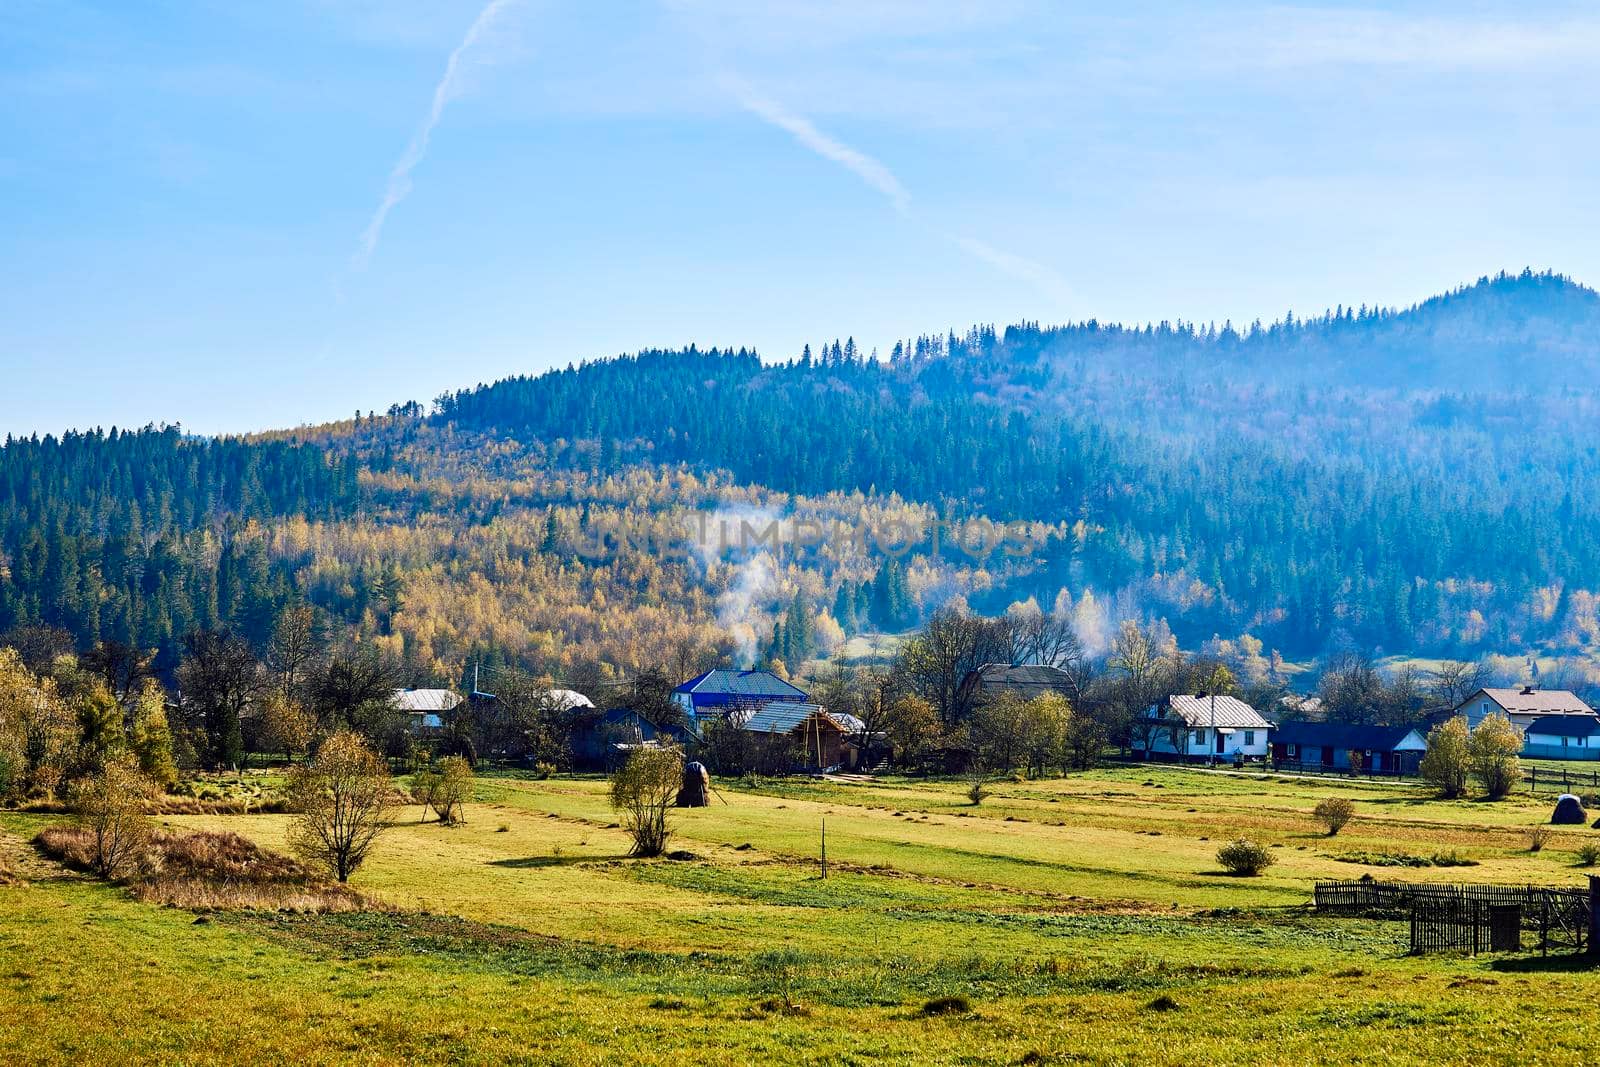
(5, 766), (1600, 1063)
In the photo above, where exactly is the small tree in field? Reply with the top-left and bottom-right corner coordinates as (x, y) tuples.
(1420, 716), (1471, 798)
(1216, 838), (1275, 876)
(69, 754), (154, 879)
(288, 730), (398, 882)
(1313, 797), (1354, 835)
(610, 747), (682, 857)
(430, 756), (474, 826)
(1468, 713), (1523, 799)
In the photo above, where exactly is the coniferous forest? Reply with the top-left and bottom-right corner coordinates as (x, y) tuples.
(5, 270), (1600, 686)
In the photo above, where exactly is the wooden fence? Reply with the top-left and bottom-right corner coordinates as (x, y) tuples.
(1526, 766), (1600, 793)
(1314, 880), (1590, 955)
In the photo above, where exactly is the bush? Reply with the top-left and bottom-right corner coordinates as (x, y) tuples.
(1576, 843), (1600, 867)
(1216, 838), (1276, 876)
(1313, 798), (1355, 835)
(1528, 826), (1552, 852)
(610, 747), (683, 857)
(68, 755), (156, 879)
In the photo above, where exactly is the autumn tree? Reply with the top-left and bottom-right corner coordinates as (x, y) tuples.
(1420, 715), (1471, 798)
(288, 730), (398, 882)
(1468, 713), (1523, 799)
(127, 682), (179, 790)
(259, 691), (315, 764)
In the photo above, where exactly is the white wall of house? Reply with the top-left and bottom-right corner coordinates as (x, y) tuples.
(1144, 724), (1270, 759)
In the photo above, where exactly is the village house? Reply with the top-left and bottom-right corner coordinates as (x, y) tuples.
(1521, 714), (1600, 760)
(1453, 686), (1596, 731)
(1140, 694), (1273, 761)
(670, 669), (809, 731)
(958, 663), (1077, 705)
(733, 701), (849, 771)
(570, 706), (694, 769)
(391, 688), (464, 736)
(1270, 720), (1427, 775)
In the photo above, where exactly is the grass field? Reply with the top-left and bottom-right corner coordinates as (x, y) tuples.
(6, 766), (1600, 1064)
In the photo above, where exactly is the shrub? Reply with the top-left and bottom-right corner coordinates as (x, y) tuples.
(1216, 838), (1276, 876)
(1313, 797), (1355, 835)
(67, 755), (155, 879)
(1576, 843), (1600, 867)
(287, 730), (398, 883)
(1528, 826), (1551, 852)
(1144, 995), (1182, 1012)
(609, 747), (683, 857)
(752, 949), (806, 1013)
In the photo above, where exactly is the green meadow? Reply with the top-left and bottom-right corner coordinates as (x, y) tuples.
(5, 766), (1600, 1064)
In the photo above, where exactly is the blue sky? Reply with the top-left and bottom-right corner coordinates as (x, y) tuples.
(3, 1), (1599, 436)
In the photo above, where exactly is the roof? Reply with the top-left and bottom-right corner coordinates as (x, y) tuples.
(965, 663), (1075, 697)
(1525, 714), (1600, 738)
(1273, 720), (1426, 751)
(1159, 695), (1273, 730)
(391, 689), (464, 713)
(542, 688), (595, 711)
(830, 712), (867, 735)
(673, 669), (809, 701)
(1464, 688), (1595, 716)
(738, 701), (840, 735)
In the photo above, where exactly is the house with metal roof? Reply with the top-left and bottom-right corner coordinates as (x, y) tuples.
(1523, 714), (1600, 761)
(959, 663), (1077, 704)
(391, 688), (463, 734)
(1140, 694), (1273, 761)
(1271, 720), (1427, 775)
(731, 701), (848, 770)
(1454, 687), (1596, 731)
(670, 669), (810, 729)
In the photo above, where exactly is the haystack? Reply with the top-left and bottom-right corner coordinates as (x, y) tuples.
(1550, 793), (1587, 825)
(676, 761), (710, 807)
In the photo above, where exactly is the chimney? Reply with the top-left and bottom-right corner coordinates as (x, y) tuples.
(1521, 685), (1536, 696)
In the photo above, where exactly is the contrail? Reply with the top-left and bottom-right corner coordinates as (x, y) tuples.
(719, 74), (911, 216)
(352, 0), (518, 271)
(719, 73), (1071, 307)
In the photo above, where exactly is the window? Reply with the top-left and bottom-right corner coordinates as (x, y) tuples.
(1287, 743), (1298, 759)
(1191, 729), (1204, 747)
(1243, 730), (1255, 746)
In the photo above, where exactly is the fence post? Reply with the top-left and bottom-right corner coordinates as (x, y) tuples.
(1589, 877), (1600, 958)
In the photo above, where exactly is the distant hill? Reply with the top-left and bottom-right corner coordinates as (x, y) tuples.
(5, 270), (1600, 683)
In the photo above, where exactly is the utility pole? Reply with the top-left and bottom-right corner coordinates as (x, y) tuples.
(820, 816), (827, 879)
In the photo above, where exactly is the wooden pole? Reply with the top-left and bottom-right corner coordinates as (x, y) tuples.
(820, 816), (827, 880)
(1588, 875), (1600, 957)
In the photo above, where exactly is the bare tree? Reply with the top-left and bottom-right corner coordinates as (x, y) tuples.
(177, 629), (263, 770)
(288, 730), (398, 882)
(267, 605), (324, 701)
(895, 606), (1011, 726)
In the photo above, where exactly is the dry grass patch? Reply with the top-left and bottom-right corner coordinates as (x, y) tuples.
(34, 826), (374, 912)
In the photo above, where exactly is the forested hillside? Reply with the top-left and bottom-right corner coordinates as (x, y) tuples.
(4, 270), (1600, 686)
